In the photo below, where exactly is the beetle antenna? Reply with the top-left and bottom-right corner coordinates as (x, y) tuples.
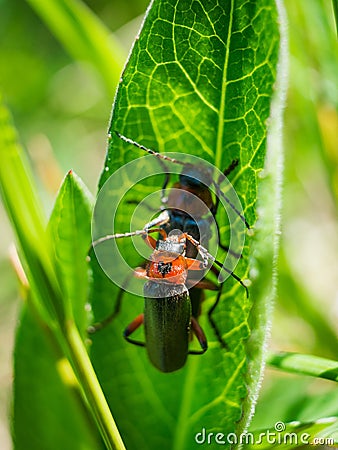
(212, 181), (250, 229)
(184, 233), (248, 297)
(115, 131), (186, 167)
(115, 131), (250, 229)
(91, 227), (163, 248)
(212, 259), (249, 298)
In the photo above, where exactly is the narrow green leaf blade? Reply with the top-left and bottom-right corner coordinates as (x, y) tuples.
(0, 98), (101, 449)
(0, 97), (124, 449)
(268, 352), (338, 382)
(0, 93), (62, 324)
(332, 0), (338, 35)
(26, 0), (125, 92)
(48, 170), (94, 334)
(13, 304), (100, 450)
(90, 1), (284, 450)
(45, 172), (126, 450)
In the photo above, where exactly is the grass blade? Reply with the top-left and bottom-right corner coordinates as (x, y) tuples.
(268, 352), (338, 382)
(332, 0), (338, 35)
(48, 170), (93, 334)
(26, 0), (125, 93)
(0, 95), (125, 450)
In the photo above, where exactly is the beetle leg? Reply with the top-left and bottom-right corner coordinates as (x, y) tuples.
(188, 317), (208, 354)
(210, 159), (239, 216)
(141, 227), (167, 249)
(187, 278), (218, 290)
(207, 287), (228, 350)
(87, 265), (147, 333)
(213, 216), (242, 258)
(222, 159), (239, 178)
(190, 274), (228, 349)
(87, 286), (125, 334)
(123, 313), (145, 347)
(185, 257), (205, 271)
(187, 257), (247, 348)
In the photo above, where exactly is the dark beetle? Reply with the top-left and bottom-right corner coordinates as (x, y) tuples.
(120, 229), (209, 373)
(90, 225), (248, 373)
(90, 134), (250, 371)
(115, 132), (249, 346)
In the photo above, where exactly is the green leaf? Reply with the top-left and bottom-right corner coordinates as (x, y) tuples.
(332, 0), (338, 35)
(246, 417), (338, 449)
(0, 92), (62, 325)
(26, 0), (125, 93)
(0, 99), (125, 450)
(48, 170), (94, 335)
(0, 96), (96, 450)
(90, 1), (284, 450)
(268, 352), (338, 382)
(13, 303), (101, 450)
(11, 169), (104, 450)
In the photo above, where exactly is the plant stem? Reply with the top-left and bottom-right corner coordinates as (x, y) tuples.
(268, 352), (338, 382)
(65, 320), (126, 450)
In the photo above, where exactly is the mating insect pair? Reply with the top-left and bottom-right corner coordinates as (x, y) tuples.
(90, 132), (250, 373)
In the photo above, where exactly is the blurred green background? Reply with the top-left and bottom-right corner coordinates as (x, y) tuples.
(0, 0), (337, 448)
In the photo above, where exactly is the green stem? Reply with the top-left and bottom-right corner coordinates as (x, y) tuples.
(332, 0), (338, 35)
(65, 320), (126, 450)
(1, 94), (125, 449)
(268, 352), (338, 382)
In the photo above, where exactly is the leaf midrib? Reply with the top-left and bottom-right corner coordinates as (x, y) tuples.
(172, 357), (200, 450)
(215, 0), (235, 169)
(172, 3), (235, 448)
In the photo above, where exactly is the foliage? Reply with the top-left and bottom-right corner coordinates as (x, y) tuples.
(0, 0), (337, 450)
(91, 1), (281, 449)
